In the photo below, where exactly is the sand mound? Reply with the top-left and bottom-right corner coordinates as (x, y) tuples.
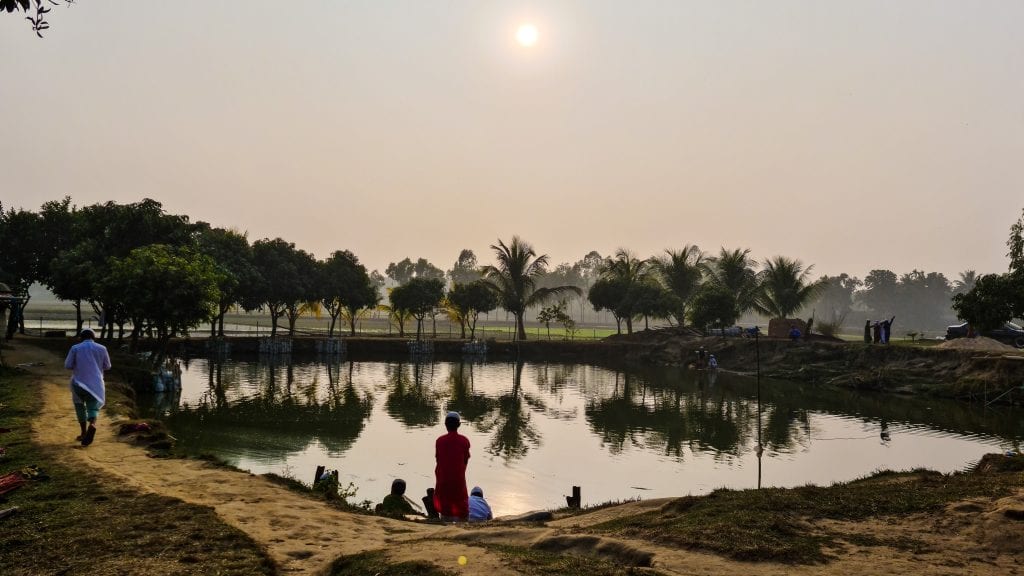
(936, 336), (1016, 352)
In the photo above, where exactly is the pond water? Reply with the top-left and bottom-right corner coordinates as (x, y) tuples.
(139, 357), (1024, 516)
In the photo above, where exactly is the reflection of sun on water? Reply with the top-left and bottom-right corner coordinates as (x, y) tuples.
(516, 24), (538, 47)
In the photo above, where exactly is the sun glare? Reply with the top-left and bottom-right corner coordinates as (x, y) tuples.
(516, 24), (539, 47)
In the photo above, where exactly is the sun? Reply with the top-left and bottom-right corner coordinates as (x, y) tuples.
(516, 24), (538, 47)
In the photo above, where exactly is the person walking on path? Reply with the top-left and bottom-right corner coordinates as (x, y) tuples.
(468, 486), (493, 522)
(433, 411), (471, 522)
(64, 329), (111, 446)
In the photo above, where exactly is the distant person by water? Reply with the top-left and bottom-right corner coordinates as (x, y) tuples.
(64, 329), (111, 446)
(872, 321), (882, 344)
(468, 486), (493, 522)
(708, 354), (718, 369)
(788, 325), (802, 341)
(864, 320), (872, 343)
(434, 411), (471, 522)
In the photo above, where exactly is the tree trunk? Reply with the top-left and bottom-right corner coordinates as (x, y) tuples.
(516, 313), (527, 341)
(328, 314), (337, 337)
(74, 300), (83, 333)
(626, 316), (633, 334)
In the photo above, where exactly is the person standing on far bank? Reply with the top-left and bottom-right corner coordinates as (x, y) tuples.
(64, 329), (111, 446)
(434, 411), (471, 522)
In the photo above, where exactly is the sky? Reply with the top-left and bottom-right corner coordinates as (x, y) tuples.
(2, 1), (1023, 281)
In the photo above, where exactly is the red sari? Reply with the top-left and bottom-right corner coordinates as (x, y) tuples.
(433, 431), (471, 519)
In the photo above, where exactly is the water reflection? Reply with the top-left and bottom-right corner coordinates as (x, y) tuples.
(140, 357), (1023, 516)
(475, 361), (542, 461)
(157, 357), (373, 457)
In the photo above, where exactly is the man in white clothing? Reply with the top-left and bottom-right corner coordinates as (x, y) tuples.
(468, 486), (493, 522)
(64, 329), (111, 446)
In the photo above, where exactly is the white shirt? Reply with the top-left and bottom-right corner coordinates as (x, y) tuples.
(64, 340), (111, 406)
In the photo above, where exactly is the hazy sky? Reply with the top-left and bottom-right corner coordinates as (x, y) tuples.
(2, 1), (1022, 280)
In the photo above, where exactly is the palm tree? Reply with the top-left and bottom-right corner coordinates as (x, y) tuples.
(598, 249), (653, 333)
(755, 256), (824, 319)
(482, 236), (581, 341)
(953, 270), (978, 295)
(706, 247), (761, 315)
(654, 245), (706, 326)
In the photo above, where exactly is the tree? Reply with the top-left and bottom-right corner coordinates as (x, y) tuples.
(755, 256), (824, 319)
(706, 248), (761, 315)
(596, 249), (652, 334)
(953, 270), (978, 296)
(952, 208), (1024, 330)
(689, 285), (739, 334)
(859, 269), (899, 316)
(897, 270), (952, 330)
(812, 274), (861, 318)
(414, 258), (445, 280)
(106, 244), (221, 358)
(195, 225), (258, 337)
(321, 250), (379, 336)
(447, 280), (498, 339)
(386, 257), (444, 285)
(537, 301), (575, 339)
(952, 274), (1018, 332)
(1009, 207), (1024, 275)
(250, 238), (317, 337)
(389, 277), (444, 340)
(654, 245), (705, 326)
(2, 0), (75, 37)
(571, 250), (604, 323)
(481, 236), (581, 341)
(627, 280), (674, 330)
(0, 205), (41, 337)
(587, 276), (629, 334)
(71, 199), (194, 340)
(448, 249), (481, 285)
(385, 258), (416, 285)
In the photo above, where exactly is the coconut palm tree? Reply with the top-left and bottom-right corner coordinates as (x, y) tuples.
(654, 245), (706, 326)
(706, 247), (761, 315)
(755, 256), (824, 319)
(482, 236), (581, 341)
(953, 270), (978, 295)
(598, 248), (654, 333)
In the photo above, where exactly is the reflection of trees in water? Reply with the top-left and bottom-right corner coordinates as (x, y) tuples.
(475, 361), (542, 461)
(385, 361), (441, 428)
(445, 362), (497, 424)
(586, 369), (762, 458)
(533, 364), (580, 420)
(165, 358), (373, 457)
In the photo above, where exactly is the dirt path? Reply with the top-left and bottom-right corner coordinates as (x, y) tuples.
(10, 342), (1023, 575)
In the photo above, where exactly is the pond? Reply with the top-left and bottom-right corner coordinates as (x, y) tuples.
(139, 357), (1024, 516)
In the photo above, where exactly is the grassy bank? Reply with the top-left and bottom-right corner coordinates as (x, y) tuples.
(590, 462), (1024, 564)
(0, 363), (277, 575)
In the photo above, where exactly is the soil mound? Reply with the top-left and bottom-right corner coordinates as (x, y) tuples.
(936, 336), (1015, 352)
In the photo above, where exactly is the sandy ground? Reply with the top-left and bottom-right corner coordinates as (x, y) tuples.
(9, 342), (1024, 575)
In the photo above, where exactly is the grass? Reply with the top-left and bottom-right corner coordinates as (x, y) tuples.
(589, 467), (1023, 565)
(325, 550), (455, 576)
(0, 364), (278, 575)
(324, 546), (666, 576)
(488, 544), (666, 576)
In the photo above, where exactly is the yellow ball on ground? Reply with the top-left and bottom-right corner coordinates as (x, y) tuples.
(458, 555), (468, 566)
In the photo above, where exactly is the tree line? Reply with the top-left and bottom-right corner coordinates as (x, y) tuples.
(0, 198), (1007, 349)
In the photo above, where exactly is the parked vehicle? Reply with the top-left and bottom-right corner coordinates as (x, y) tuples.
(945, 321), (1024, 348)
